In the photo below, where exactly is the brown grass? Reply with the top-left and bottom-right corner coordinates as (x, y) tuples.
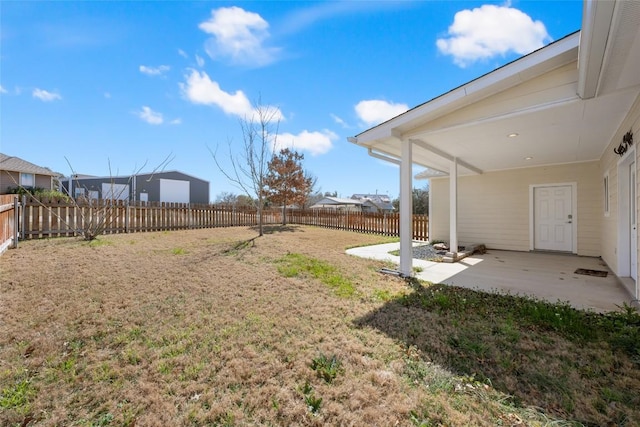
(0, 225), (637, 426)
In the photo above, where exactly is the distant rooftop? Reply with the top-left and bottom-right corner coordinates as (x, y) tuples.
(0, 153), (60, 176)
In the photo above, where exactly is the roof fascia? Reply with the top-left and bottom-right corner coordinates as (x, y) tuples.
(353, 32), (580, 144)
(577, 0), (616, 99)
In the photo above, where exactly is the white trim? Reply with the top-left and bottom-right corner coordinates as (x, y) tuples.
(604, 170), (610, 217)
(577, 0), (616, 99)
(616, 146), (637, 281)
(529, 182), (578, 253)
(449, 157), (458, 254)
(399, 139), (413, 276)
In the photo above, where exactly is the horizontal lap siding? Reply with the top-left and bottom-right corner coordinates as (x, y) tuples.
(431, 161), (601, 256)
(599, 98), (640, 273)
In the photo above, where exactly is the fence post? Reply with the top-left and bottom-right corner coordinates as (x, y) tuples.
(13, 196), (19, 248)
(20, 195), (26, 240)
(125, 200), (130, 233)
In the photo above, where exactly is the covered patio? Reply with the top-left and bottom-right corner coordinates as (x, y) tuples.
(347, 243), (634, 313)
(348, 0), (640, 307)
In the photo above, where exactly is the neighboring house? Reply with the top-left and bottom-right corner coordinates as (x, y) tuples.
(349, 0), (640, 303)
(0, 153), (60, 194)
(351, 194), (395, 213)
(63, 171), (209, 204)
(310, 197), (366, 211)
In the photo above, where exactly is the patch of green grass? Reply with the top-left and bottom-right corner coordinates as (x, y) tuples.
(277, 253), (356, 297)
(0, 370), (35, 413)
(88, 239), (112, 248)
(305, 393), (322, 415)
(299, 381), (322, 415)
(310, 353), (343, 383)
(377, 283), (640, 424)
(372, 288), (395, 302)
(171, 247), (186, 255)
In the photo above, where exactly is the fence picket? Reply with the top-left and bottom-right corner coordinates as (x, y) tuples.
(12, 201), (428, 242)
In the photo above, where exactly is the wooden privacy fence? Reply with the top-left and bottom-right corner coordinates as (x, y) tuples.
(14, 197), (429, 241)
(287, 209), (428, 241)
(0, 195), (19, 253)
(18, 197), (282, 239)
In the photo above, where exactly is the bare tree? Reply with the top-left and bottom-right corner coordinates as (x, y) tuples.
(210, 104), (280, 236)
(13, 155), (174, 241)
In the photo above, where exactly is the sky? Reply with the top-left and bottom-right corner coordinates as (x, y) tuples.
(0, 1), (583, 202)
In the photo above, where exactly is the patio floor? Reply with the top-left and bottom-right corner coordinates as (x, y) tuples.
(347, 243), (637, 313)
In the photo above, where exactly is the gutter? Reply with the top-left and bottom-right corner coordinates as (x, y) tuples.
(348, 136), (401, 166)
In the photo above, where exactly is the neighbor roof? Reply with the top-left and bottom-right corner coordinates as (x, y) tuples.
(0, 153), (60, 177)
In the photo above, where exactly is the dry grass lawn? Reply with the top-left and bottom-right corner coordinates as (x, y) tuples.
(1, 225), (638, 426)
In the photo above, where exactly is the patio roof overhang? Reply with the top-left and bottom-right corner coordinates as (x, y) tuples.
(348, 0), (640, 276)
(349, 1), (640, 179)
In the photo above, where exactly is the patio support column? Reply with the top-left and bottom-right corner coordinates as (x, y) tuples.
(449, 157), (458, 257)
(400, 138), (413, 276)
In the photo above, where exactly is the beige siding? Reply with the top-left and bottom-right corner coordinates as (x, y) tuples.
(599, 94), (640, 274)
(0, 171), (54, 194)
(34, 174), (53, 190)
(0, 171), (20, 194)
(413, 62), (578, 135)
(430, 161), (601, 256)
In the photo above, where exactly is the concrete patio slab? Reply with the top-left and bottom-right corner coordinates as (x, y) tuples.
(347, 243), (636, 313)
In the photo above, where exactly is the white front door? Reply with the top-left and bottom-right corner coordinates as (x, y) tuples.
(534, 185), (573, 252)
(630, 162), (637, 280)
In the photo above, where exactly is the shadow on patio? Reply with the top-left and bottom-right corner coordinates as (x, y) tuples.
(348, 243), (635, 312)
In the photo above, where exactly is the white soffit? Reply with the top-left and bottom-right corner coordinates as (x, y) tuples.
(597, 0), (640, 95)
(354, 32), (580, 144)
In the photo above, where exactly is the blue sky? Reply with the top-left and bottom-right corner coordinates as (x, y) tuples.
(0, 1), (582, 201)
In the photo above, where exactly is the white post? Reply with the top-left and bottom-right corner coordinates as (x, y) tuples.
(400, 139), (413, 276)
(449, 157), (458, 258)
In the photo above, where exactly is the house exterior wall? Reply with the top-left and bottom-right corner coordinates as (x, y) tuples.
(0, 171), (19, 193)
(430, 161), (601, 256)
(599, 94), (640, 276)
(1, 171), (53, 193)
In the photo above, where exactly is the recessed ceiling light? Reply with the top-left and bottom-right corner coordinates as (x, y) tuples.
(508, 133), (519, 138)
(524, 156), (533, 160)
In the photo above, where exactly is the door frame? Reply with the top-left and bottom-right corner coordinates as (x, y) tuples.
(529, 182), (577, 253)
(617, 146), (637, 281)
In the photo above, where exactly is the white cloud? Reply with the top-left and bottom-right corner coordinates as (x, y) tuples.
(104, 92), (112, 99)
(178, 49), (188, 58)
(195, 54), (205, 67)
(355, 100), (408, 127)
(169, 118), (182, 125)
(180, 69), (283, 120)
(139, 65), (170, 76)
(32, 88), (62, 102)
(274, 130), (337, 156)
(436, 4), (551, 68)
(199, 6), (280, 67)
(330, 113), (350, 129)
(0, 85), (7, 94)
(136, 106), (163, 125)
